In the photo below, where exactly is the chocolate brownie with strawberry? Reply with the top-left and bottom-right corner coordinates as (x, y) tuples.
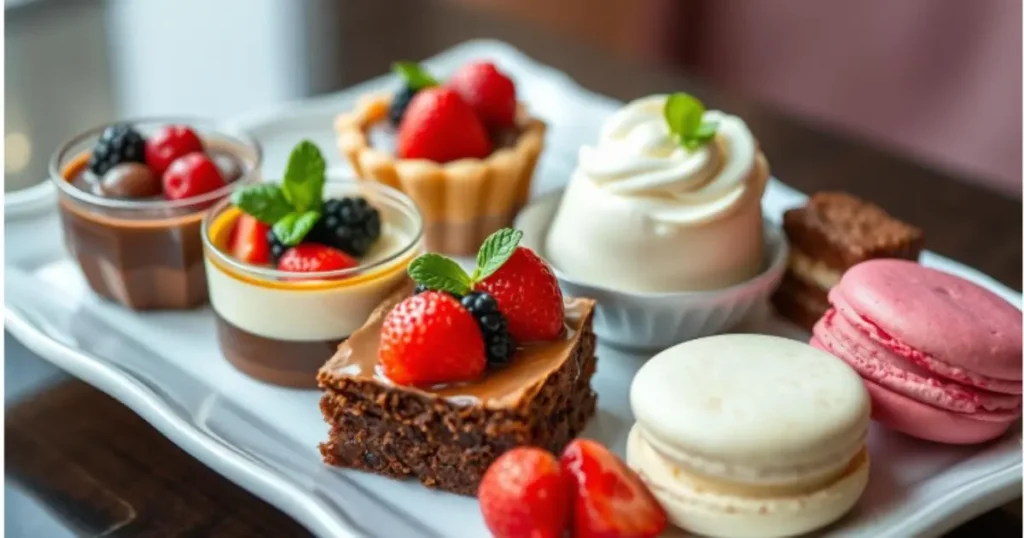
(317, 228), (597, 495)
(336, 60), (546, 256)
(201, 140), (424, 387)
(52, 119), (261, 310)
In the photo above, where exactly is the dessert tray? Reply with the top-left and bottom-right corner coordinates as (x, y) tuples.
(5, 40), (1021, 538)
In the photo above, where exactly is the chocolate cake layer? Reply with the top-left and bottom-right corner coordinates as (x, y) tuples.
(783, 192), (924, 270)
(771, 273), (832, 332)
(317, 286), (598, 495)
(214, 312), (343, 388)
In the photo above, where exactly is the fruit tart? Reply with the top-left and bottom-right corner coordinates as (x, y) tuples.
(201, 140), (423, 387)
(51, 119), (261, 310)
(335, 61), (546, 256)
(317, 228), (597, 495)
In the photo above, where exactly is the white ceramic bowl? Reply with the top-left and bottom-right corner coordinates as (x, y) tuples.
(515, 190), (789, 350)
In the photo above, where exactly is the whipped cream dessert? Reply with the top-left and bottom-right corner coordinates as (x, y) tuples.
(545, 94), (769, 292)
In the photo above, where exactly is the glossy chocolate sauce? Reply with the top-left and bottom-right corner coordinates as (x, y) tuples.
(321, 282), (596, 407)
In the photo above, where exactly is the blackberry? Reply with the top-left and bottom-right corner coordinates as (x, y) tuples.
(309, 197), (381, 257)
(389, 85), (418, 127)
(266, 228), (288, 262)
(88, 124), (146, 176)
(461, 291), (515, 367)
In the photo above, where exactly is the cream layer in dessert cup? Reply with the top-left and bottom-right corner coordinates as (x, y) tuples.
(525, 94), (786, 349)
(627, 335), (871, 538)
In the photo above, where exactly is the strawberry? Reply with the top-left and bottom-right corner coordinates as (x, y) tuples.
(397, 87), (492, 163)
(379, 291), (486, 386)
(230, 214), (270, 265)
(448, 61), (517, 130)
(561, 439), (667, 538)
(478, 448), (570, 538)
(162, 152), (226, 200)
(277, 244), (357, 273)
(477, 247), (564, 342)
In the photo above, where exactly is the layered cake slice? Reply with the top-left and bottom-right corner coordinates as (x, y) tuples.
(317, 229), (597, 495)
(772, 192), (924, 330)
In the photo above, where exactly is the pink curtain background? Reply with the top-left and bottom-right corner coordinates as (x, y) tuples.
(651, 0), (1022, 197)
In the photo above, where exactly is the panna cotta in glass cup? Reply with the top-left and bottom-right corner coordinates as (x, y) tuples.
(202, 141), (424, 387)
(50, 119), (261, 310)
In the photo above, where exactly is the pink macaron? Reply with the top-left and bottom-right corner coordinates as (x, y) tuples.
(812, 259), (1022, 444)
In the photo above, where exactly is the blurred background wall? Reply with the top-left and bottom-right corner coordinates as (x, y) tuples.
(6, 0), (1021, 197)
(455, 0), (1022, 197)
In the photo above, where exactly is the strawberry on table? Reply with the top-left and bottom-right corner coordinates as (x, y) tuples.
(478, 447), (570, 538)
(561, 439), (667, 538)
(397, 86), (492, 162)
(378, 291), (486, 386)
(276, 244), (357, 273)
(448, 61), (518, 130)
(230, 214), (271, 265)
(477, 246), (564, 342)
(145, 125), (204, 177)
(162, 152), (226, 200)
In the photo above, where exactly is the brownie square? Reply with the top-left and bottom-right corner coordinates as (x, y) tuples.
(773, 192), (924, 331)
(317, 287), (598, 496)
(782, 192), (924, 270)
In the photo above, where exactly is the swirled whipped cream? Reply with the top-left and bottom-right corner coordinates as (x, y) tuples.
(545, 95), (769, 292)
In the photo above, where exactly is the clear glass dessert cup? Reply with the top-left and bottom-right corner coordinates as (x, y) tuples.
(50, 118), (262, 311)
(201, 178), (425, 388)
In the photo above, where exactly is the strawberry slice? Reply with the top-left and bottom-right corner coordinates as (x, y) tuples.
(277, 243), (357, 274)
(561, 439), (667, 538)
(229, 214), (270, 265)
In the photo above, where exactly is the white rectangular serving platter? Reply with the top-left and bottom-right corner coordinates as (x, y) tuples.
(5, 40), (1021, 538)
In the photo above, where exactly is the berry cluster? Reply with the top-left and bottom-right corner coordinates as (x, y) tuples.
(379, 228), (565, 388)
(88, 124), (239, 201)
(228, 140), (381, 276)
(390, 60), (518, 164)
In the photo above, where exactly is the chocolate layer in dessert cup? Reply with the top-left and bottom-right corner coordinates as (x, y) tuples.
(336, 94), (545, 256)
(50, 119), (261, 310)
(317, 282), (598, 495)
(202, 180), (424, 388)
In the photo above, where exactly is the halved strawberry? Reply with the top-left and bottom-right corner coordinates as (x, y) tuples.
(479, 447), (570, 538)
(229, 214), (270, 265)
(561, 439), (667, 538)
(277, 243), (357, 274)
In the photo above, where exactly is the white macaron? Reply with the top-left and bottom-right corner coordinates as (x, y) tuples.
(626, 334), (870, 538)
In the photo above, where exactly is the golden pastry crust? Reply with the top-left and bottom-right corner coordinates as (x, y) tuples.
(335, 93), (546, 255)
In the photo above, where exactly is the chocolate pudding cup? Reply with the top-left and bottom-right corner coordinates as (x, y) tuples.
(50, 119), (262, 310)
(202, 179), (424, 388)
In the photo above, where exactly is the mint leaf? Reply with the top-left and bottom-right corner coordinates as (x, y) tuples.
(231, 184), (293, 224)
(664, 93), (717, 149)
(685, 120), (719, 150)
(408, 254), (473, 295)
(473, 228), (523, 281)
(392, 62), (438, 90)
(272, 210), (320, 246)
(281, 140), (326, 213)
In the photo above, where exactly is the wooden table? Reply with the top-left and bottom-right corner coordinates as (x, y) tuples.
(6, 1), (1021, 536)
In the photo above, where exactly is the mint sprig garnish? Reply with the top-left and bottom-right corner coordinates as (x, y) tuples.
(408, 228), (524, 295)
(664, 92), (719, 150)
(393, 62), (438, 90)
(231, 139), (327, 246)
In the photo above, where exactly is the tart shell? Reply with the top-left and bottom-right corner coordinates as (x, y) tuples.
(336, 93), (546, 256)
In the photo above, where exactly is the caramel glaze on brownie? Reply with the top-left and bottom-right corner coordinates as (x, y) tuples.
(783, 191), (924, 270)
(317, 282), (598, 495)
